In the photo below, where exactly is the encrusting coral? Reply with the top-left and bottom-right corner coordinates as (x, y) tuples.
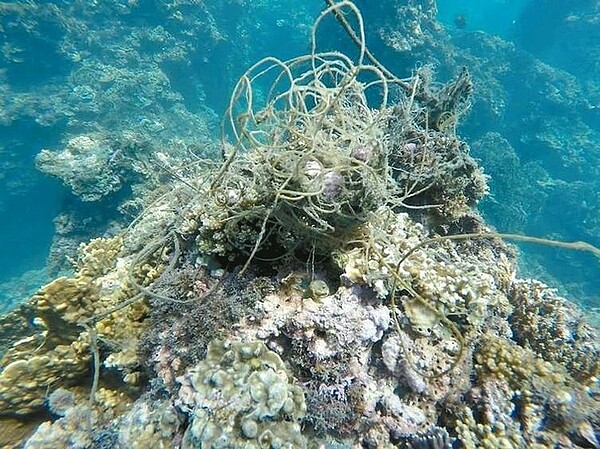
(0, 1), (598, 448)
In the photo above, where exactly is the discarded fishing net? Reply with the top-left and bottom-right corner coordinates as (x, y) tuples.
(177, 1), (480, 272)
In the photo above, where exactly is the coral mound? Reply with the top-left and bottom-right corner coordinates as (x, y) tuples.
(0, 2), (598, 449)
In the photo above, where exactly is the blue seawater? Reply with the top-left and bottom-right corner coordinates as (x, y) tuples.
(437, 0), (530, 38)
(0, 0), (598, 311)
(437, 0), (600, 308)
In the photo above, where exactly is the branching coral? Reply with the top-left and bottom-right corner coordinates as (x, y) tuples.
(455, 334), (600, 449)
(507, 279), (600, 384)
(336, 207), (512, 379)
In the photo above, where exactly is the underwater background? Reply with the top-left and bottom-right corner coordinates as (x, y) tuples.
(1, 0), (598, 312)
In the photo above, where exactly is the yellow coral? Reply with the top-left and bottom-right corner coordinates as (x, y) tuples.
(475, 336), (565, 384)
(75, 236), (124, 278)
(460, 335), (599, 448)
(455, 407), (526, 449)
(0, 236), (149, 416)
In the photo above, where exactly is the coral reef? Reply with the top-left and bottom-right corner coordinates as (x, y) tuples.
(140, 264), (268, 387)
(113, 399), (183, 449)
(177, 339), (307, 448)
(0, 2), (598, 449)
(347, 0), (600, 303)
(38, 131), (210, 275)
(508, 279), (600, 383)
(0, 0), (224, 280)
(23, 403), (96, 449)
(455, 333), (599, 449)
(36, 134), (127, 202)
(0, 237), (148, 416)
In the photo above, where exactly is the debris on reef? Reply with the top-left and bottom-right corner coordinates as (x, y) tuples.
(350, 0), (600, 303)
(0, 1), (599, 448)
